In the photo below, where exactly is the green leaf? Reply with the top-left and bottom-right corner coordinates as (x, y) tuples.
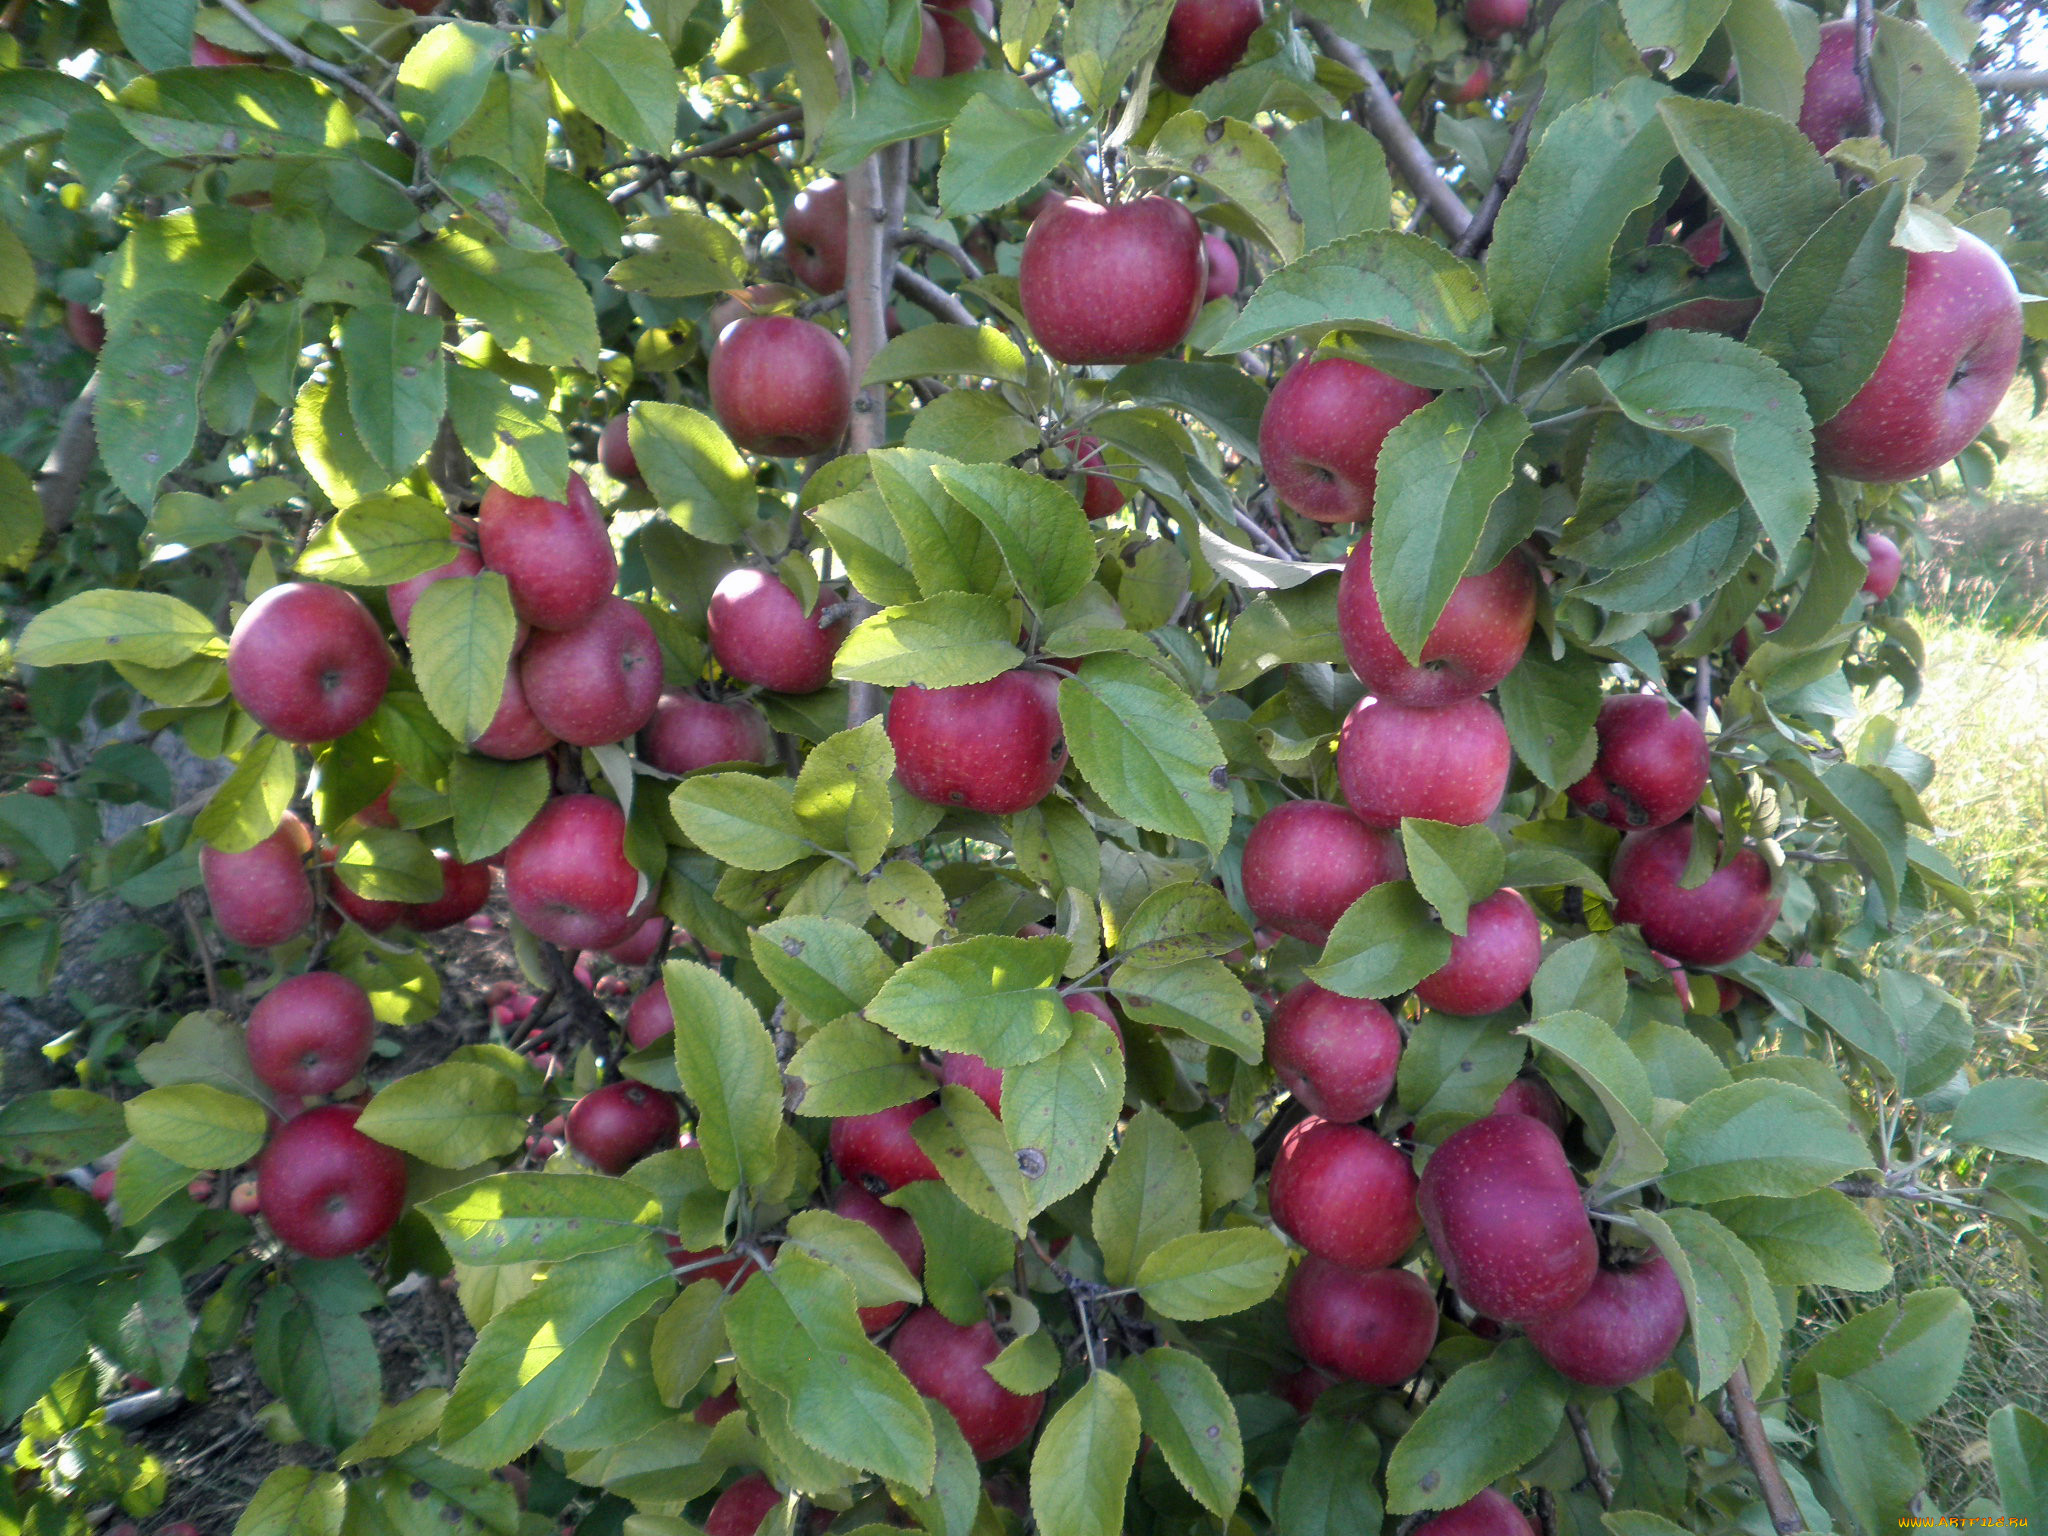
(338, 306), (447, 479)
(1559, 416), (1744, 572)
(1213, 230), (1492, 355)
(1307, 882), (1454, 1000)
(1489, 78), (1674, 343)
(1058, 654), (1231, 853)
(867, 860), (954, 946)
(450, 753), (550, 862)
(1277, 1417), (1383, 1536)
(664, 960), (783, 1192)
(109, 0), (195, 72)
(864, 934), (1071, 1067)
(1004, 1010), (1124, 1212)
(1657, 97), (1838, 285)
(1635, 1206), (1774, 1394)
(251, 1268), (381, 1451)
(671, 773), (811, 871)
(1872, 12), (1980, 203)
(0, 451), (37, 570)
(1135, 1226), (1288, 1320)
(785, 1209), (922, 1310)
(1949, 1077), (2048, 1163)
(1140, 111), (1306, 263)
(1748, 184), (1908, 426)
(1215, 574), (1343, 691)
(888, 1181), (1016, 1325)
(441, 1244), (674, 1466)
(447, 364), (570, 500)
(421, 1173), (662, 1264)
(1721, 0), (1814, 122)
(406, 573), (519, 747)
(913, 1084), (1033, 1234)
(96, 297), (223, 505)
(650, 1279), (725, 1407)
(0, 1090), (125, 1175)
(1383, 1340), (1567, 1514)
(295, 372), (398, 506)
(862, 324), (1030, 388)
(607, 211), (750, 297)
(787, 1020), (930, 1118)
(297, 496), (460, 587)
(414, 226), (601, 371)
(1371, 397), (1530, 663)
(398, 20), (510, 148)
(193, 736), (297, 855)
(630, 402), (755, 544)
(233, 1468), (347, 1536)
(1398, 1013), (1528, 1141)
(1530, 934), (1628, 1024)
(871, 447), (1008, 600)
(1093, 1108), (1202, 1285)
(337, 829), (441, 903)
(1120, 880), (1251, 964)
(791, 717), (896, 874)
(1520, 1009), (1665, 1185)
(938, 96), (1088, 218)
(125, 1082), (266, 1169)
(1063, 0), (1178, 118)
(1118, 1347), (1241, 1517)
(1590, 329), (1817, 559)
(1990, 1405), (2048, 1531)
(1029, 1371), (1142, 1536)
(931, 462), (1098, 615)
(0, 1288), (89, 1424)
(1618, 0), (1731, 74)
(1278, 118), (1392, 250)
(357, 1061), (525, 1168)
(1400, 820), (1504, 935)
(834, 592), (1024, 688)
(750, 915), (896, 1024)
(1819, 1373), (1925, 1536)
(1790, 1286), (1972, 1425)
(1659, 1079), (1870, 1202)
(1714, 1190), (1892, 1291)
(1111, 956), (1262, 1062)
(1496, 645), (1605, 793)
(535, 13), (677, 151)
(724, 1248), (936, 1490)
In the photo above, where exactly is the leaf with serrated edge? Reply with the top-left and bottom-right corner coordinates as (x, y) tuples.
(1383, 1340), (1566, 1513)
(1029, 1371), (1142, 1536)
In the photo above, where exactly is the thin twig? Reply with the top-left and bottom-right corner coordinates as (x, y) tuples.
(1566, 1404), (1616, 1508)
(897, 225), (984, 280)
(1717, 1365), (1804, 1535)
(1300, 19), (1473, 241)
(891, 264), (976, 327)
(1231, 506), (1293, 561)
(217, 0), (413, 146)
(1851, 0), (1885, 140)
(1454, 84), (1545, 258)
(179, 894), (223, 1011)
(1972, 67), (2048, 92)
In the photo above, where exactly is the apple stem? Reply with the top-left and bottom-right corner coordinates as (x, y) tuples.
(1452, 83), (1546, 260)
(1565, 1404), (1616, 1508)
(1718, 1364), (1805, 1534)
(1300, 19), (1475, 243)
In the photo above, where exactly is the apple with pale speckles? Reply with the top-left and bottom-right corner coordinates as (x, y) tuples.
(1417, 1112), (1597, 1323)
(1267, 981), (1401, 1122)
(1270, 1118), (1421, 1270)
(1241, 799), (1406, 945)
(1413, 887), (1542, 1017)
(1338, 695), (1512, 829)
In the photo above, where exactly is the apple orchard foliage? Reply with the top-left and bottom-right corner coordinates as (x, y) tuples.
(5, 1), (2048, 1535)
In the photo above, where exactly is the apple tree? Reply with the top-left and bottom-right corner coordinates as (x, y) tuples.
(2, 1), (2048, 1535)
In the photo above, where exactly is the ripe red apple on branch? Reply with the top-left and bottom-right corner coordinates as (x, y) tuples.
(886, 668), (1068, 814)
(1019, 195), (1208, 365)
(1270, 1117), (1422, 1270)
(1241, 799), (1406, 945)
(708, 569), (849, 693)
(887, 1307), (1047, 1461)
(709, 316), (854, 457)
(1610, 819), (1782, 967)
(1259, 356), (1433, 523)
(257, 1105), (408, 1258)
(1337, 695), (1512, 829)
(1155, 0), (1264, 97)
(477, 476), (617, 632)
(201, 815), (316, 948)
(1338, 537), (1536, 705)
(227, 583), (391, 745)
(1417, 1112), (1598, 1323)
(1566, 694), (1712, 831)
(1286, 1253), (1439, 1385)
(1266, 981), (1401, 1122)
(246, 972), (376, 1097)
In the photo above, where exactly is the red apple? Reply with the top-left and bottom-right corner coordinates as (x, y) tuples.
(625, 984), (674, 1049)
(1286, 1255), (1439, 1386)
(640, 693), (777, 774)
(1414, 1490), (1536, 1536)
(201, 814), (316, 947)
(192, 36), (261, 65)
(1337, 537), (1536, 705)
(1258, 357), (1433, 523)
(1523, 1249), (1688, 1387)
(387, 538), (483, 639)
(1812, 230), (2022, 483)
(709, 316), (853, 457)
(1201, 230), (1241, 301)
(707, 569), (849, 694)
(1449, 59), (1493, 104)
(470, 661), (559, 760)
(502, 794), (646, 949)
(227, 582), (391, 744)
(1267, 982), (1401, 1122)
(834, 1179), (926, 1331)
(1413, 888), (1542, 1016)
(1019, 195), (1207, 366)
(783, 179), (847, 294)
(1610, 820), (1781, 967)
(1241, 799), (1407, 946)
(912, 8), (947, 76)
(705, 1474), (781, 1536)
(245, 971), (376, 1097)
(25, 776), (57, 796)
(693, 1386), (740, 1425)
(567, 1081), (681, 1174)
(706, 284), (805, 347)
(1417, 1113), (1597, 1323)
(887, 669), (1068, 815)
(938, 1051), (1004, 1116)
(888, 1307), (1046, 1461)
(64, 302), (105, 354)
(1492, 1075), (1568, 1138)
(1269, 1118), (1422, 1270)
(230, 1179), (261, 1216)
(926, 0), (995, 73)
(1729, 609), (1784, 667)
(1156, 0), (1264, 97)
(830, 1100), (941, 1191)
(1567, 694), (1710, 831)
(325, 848), (408, 934)
(1337, 696), (1511, 829)
(1064, 434), (1127, 520)
(518, 596), (663, 747)
(599, 414), (638, 481)
(1462, 0), (1527, 41)
(607, 915), (670, 967)
(1861, 530), (1902, 600)
(1063, 991), (1125, 1048)
(1274, 1365), (1336, 1416)
(1796, 19), (1872, 156)
(477, 476), (617, 632)
(403, 852), (493, 931)
(1647, 218), (1761, 337)
(258, 1105), (408, 1258)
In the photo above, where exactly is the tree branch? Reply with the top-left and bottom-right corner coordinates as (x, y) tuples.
(1717, 1365), (1804, 1535)
(1566, 1404), (1616, 1508)
(36, 376), (98, 536)
(897, 225), (984, 280)
(1972, 67), (2048, 92)
(216, 0), (413, 147)
(1454, 85), (1545, 259)
(891, 264), (976, 327)
(1300, 19), (1473, 242)
(1851, 0), (1885, 140)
